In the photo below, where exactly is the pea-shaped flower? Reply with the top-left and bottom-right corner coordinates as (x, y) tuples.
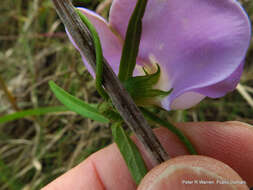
(67, 0), (251, 110)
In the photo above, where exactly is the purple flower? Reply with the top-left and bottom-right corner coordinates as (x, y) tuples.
(67, 0), (251, 110)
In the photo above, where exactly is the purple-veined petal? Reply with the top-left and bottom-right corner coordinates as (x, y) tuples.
(110, 0), (251, 110)
(66, 7), (123, 77)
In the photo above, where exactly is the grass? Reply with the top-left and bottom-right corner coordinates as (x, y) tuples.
(0, 0), (252, 189)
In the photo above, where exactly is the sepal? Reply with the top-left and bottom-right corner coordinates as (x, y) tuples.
(123, 65), (172, 104)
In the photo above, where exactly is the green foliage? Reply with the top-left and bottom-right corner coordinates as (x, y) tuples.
(111, 122), (148, 184)
(98, 102), (122, 122)
(49, 81), (109, 123)
(0, 0), (252, 189)
(0, 106), (69, 124)
(141, 107), (197, 155)
(76, 9), (108, 99)
(118, 0), (148, 82)
(123, 65), (172, 103)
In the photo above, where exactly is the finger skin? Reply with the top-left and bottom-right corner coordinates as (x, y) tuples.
(42, 122), (253, 190)
(175, 121), (253, 186)
(138, 156), (249, 190)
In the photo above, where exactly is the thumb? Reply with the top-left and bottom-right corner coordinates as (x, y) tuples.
(138, 155), (249, 190)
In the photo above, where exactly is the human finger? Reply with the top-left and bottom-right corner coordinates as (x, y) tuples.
(43, 122), (253, 189)
(138, 155), (248, 190)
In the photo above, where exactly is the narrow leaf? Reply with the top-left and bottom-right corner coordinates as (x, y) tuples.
(76, 9), (108, 99)
(140, 107), (197, 155)
(111, 122), (147, 184)
(0, 106), (69, 124)
(118, 0), (148, 82)
(49, 81), (109, 123)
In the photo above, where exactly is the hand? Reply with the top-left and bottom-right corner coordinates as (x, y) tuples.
(42, 121), (253, 189)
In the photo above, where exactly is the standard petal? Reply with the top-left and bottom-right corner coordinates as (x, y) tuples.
(66, 7), (123, 77)
(110, 0), (251, 110)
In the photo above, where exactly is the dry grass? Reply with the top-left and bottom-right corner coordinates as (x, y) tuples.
(0, 0), (252, 189)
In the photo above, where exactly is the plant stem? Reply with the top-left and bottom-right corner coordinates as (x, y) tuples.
(140, 107), (197, 155)
(51, 0), (169, 165)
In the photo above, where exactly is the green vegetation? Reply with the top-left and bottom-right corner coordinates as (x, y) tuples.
(0, 0), (252, 189)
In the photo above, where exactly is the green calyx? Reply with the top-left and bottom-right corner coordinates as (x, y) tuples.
(123, 64), (172, 105)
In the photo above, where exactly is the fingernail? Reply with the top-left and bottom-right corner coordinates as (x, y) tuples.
(225, 121), (253, 129)
(146, 164), (238, 190)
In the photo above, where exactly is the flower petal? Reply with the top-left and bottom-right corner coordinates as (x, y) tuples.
(109, 0), (136, 37)
(169, 92), (206, 110)
(110, 0), (251, 110)
(195, 61), (244, 98)
(66, 7), (123, 77)
(163, 61), (244, 110)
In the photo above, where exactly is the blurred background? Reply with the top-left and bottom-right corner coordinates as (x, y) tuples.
(0, 0), (252, 189)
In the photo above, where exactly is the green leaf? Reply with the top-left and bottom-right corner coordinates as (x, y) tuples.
(49, 81), (109, 123)
(118, 0), (148, 82)
(76, 9), (108, 99)
(0, 106), (69, 124)
(111, 122), (148, 184)
(140, 107), (197, 155)
(97, 102), (122, 122)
